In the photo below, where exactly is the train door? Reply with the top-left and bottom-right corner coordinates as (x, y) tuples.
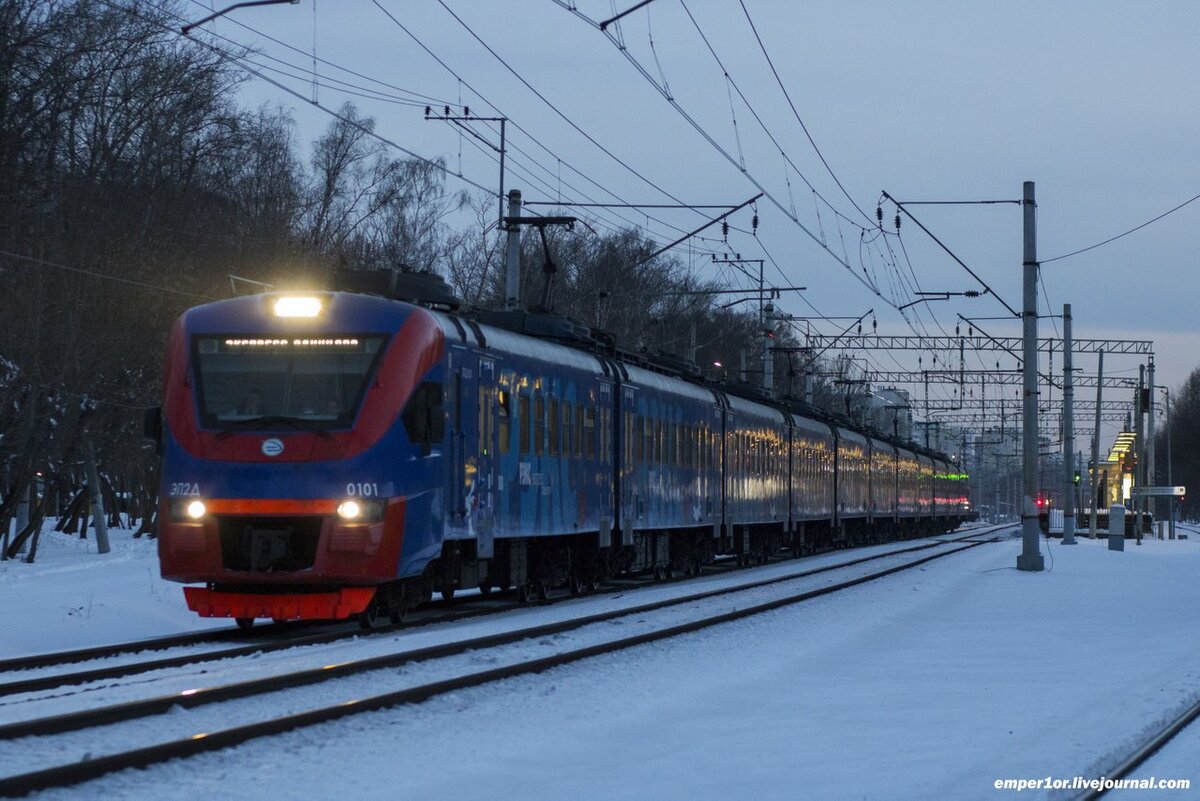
(444, 348), (476, 537)
(598, 380), (618, 545)
(618, 383), (637, 548)
(474, 356), (497, 558)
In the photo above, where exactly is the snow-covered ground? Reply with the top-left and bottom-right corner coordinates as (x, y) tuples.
(3, 527), (1200, 800)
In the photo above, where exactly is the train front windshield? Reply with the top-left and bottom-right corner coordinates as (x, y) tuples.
(192, 335), (388, 430)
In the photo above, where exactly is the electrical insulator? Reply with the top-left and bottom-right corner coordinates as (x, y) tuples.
(463, 106), (470, 115)
(872, 318), (877, 332)
(722, 220), (729, 239)
(752, 213), (759, 233)
(443, 105), (450, 116)
(424, 105), (431, 117)
(857, 322), (862, 334)
(876, 206), (883, 223)
(955, 324), (960, 336)
(894, 214), (901, 230)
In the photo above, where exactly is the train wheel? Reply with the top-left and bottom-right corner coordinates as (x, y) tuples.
(516, 582), (533, 604)
(358, 601), (382, 630)
(388, 606), (406, 625)
(536, 578), (553, 601)
(568, 574), (585, 595)
(235, 617), (254, 631)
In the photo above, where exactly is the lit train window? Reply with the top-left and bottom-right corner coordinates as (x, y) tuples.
(534, 394), (545, 456)
(519, 393), (530, 455)
(498, 390), (511, 454)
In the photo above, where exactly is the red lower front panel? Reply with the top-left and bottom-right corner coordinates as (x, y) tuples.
(184, 586), (376, 620)
(159, 498), (406, 585)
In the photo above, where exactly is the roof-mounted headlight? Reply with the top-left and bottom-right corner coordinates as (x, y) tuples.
(273, 296), (322, 318)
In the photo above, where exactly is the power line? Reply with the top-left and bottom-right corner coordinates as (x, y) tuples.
(0, 248), (219, 301)
(736, 0), (875, 228)
(1041, 190), (1200, 264)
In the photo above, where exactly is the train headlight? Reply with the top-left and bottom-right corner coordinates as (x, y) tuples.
(336, 499), (384, 523)
(273, 296), (322, 318)
(170, 499), (207, 521)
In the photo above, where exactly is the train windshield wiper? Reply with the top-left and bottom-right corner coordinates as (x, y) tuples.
(214, 415), (325, 439)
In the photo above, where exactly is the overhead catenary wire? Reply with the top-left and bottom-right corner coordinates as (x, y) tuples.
(1041, 190), (1200, 264)
(369, 0), (741, 250)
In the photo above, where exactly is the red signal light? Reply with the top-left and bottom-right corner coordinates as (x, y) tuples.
(1036, 497), (1045, 509)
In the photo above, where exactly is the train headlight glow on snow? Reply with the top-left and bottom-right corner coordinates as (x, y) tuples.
(185, 500), (206, 520)
(273, 296), (322, 317)
(337, 500), (362, 520)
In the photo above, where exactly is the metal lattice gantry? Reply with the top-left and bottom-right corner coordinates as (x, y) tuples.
(860, 369), (1139, 389)
(802, 334), (1153, 355)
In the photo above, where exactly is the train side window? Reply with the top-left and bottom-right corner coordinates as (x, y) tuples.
(549, 398), (559, 456)
(534, 393), (545, 456)
(518, 393), (531, 455)
(561, 402), (571, 457)
(402, 382), (445, 451)
(583, 407), (596, 458)
(498, 390), (511, 454)
(574, 404), (584, 457)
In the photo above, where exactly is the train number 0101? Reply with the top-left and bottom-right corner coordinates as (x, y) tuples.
(345, 482), (381, 497)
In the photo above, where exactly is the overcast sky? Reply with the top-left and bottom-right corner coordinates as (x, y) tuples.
(183, 0), (1200, 444)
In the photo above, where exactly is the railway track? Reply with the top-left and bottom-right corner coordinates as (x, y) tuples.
(0, 522), (1010, 697)
(1072, 695), (1200, 801)
(0, 525), (1010, 797)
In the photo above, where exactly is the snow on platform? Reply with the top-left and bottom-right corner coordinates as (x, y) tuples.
(6, 529), (1200, 800)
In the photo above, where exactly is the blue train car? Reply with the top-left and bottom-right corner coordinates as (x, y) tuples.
(153, 280), (970, 626)
(618, 366), (722, 576)
(834, 427), (870, 543)
(869, 437), (898, 536)
(789, 414), (836, 550)
(723, 393), (790, 562)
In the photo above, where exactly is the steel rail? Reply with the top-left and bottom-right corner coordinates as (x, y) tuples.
(0, 600), (510, 698)
(0, 524), (1005, 699)
(0, 527), (1009, 739)
(0, 536), (1000, 797)
(1074, 696), (1200, 801)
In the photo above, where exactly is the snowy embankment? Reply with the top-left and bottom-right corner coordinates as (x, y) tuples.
(0, 527), (226, 658)
(3, 527), (1200, 800)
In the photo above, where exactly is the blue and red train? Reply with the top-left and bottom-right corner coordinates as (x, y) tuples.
(151, 274), (971, 628)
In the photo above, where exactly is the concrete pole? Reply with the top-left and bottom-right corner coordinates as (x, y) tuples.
(1088, 350), (1104, 538)
(1134, 364), (1144, 544)
(1017, 181), (1044, 571)
(763, 302), (774, 396)
(504, 189), (522, 311)
(804, 359), (814, 405)
(1166, 389), (1175, 539)
(1146, 358), (1157, 534)
(1062, 303), (1076, 544)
